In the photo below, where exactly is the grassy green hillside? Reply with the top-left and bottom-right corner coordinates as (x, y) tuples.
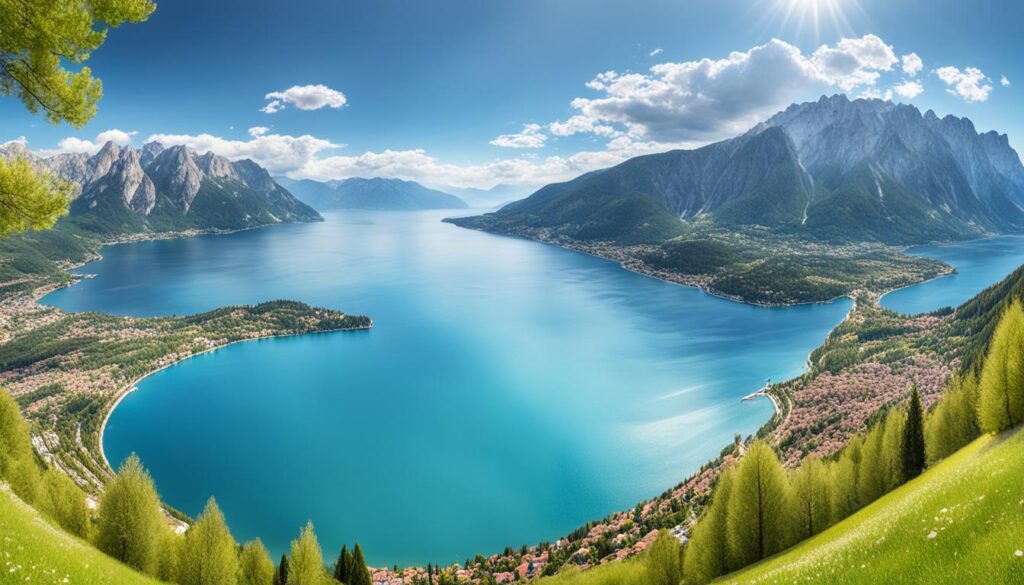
(0, 484), (162, 585)
(721, 427), (1024, 584)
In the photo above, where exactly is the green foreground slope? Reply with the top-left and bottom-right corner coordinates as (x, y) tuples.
(723, 427), (1024, 584)
(0, 484), (161, 585)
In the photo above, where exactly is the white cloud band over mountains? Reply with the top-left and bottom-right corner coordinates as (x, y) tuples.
(27, 36), (1007, 190)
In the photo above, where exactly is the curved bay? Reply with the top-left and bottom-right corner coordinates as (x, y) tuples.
(44, 210), (851, 565)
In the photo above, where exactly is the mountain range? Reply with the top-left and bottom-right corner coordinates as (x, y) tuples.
(449, 95), (1024, 244)
(0, 141), (320, 236)
(276, 176), (467, 211)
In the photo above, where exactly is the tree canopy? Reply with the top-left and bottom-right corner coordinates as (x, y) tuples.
(0, 0), (154, 236)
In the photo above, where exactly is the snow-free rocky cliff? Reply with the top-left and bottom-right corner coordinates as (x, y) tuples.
(455, 95), (1024, 244)
(0, 140), (320, 235)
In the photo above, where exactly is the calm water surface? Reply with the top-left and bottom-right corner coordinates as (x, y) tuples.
(881, 235), (1024, 314)
(44, 211), (851, 566)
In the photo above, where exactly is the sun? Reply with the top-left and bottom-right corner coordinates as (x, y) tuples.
(764, 0), (864, 42)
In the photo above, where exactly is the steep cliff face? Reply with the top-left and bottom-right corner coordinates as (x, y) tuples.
(454, 95), (1024, 244)
(0, 140), (321, 236)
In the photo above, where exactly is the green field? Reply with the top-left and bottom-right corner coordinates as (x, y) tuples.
(722, 427), (1024, 584)
(0, 484), (161, 585)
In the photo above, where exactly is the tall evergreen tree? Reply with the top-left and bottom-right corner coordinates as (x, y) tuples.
(727, 441), (794, 567)
(856, 422), (886, 505)
(645, 530), (682, 585)
(790, 457), (830, 539)
(926, 374), (981, 462)
(902, 385), (926, 480)
(287, 521), (327, 585)
(828, 437), (862, 521)
(273, 555), (289, 585)
(94, 454), (165, 575)
(879, 408), (906, 491)
(334, 544), (352, 584)
(978, 299), (1024, 433)
(239, 539), (275, 585)
(178, 498), (240, 585)
(349, 543), (372, 585)
(682, 467), (736, 584)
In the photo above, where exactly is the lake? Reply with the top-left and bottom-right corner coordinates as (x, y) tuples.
(44, 210), (855, 566)
(881, 235), (1024, 314)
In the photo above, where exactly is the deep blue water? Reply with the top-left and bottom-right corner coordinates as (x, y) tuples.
(44, 211), (851, 566)
(881, 235), (1024, 314)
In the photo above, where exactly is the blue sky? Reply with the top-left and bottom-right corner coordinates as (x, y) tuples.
(3, 0), (1020, 189)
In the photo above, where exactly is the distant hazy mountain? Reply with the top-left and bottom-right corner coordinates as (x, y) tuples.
(1, 140), (320, 236)
(277, 176), (467, 210)
(441, 183), (536, 207)
(450, 95), (1024, 244)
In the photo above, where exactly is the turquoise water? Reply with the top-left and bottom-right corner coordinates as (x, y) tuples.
(881, 235), (1024, 314)
(44, 211), (851, 566)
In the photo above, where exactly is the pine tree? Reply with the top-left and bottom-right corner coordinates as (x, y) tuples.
(94, 454), (165, 575)
(727, 441), (794, 567)
(239, 539), (276, 585)
(349, 543), (372, 585)
(902, 385), (926, 480)
(790, 458), (830, 539)
(287, 521), (327, 585)
(645, 530), (682, 585)
(683, 467), (736, 584)
(926, 374), (981, 463)
(978, 299), (1024, 433)
(178, 498), (240, 585)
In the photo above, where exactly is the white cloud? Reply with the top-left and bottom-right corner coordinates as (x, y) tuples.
(859, 88), (893, 101)
(935, 66), (992, 103)
(549, 115), (620, 137)
(1001, 75), (1011, 87)
(489, 124), (547, 149)
(37, 129), (138, 156)
(649, 48), (663, 57)
(261, 84), (348, 113)
(146, 131), (340, 173)
(248, 126), (270, 137)
(552, 35), (900, 143)
(893, 80), (924, 99)
(901, 53), (923, 76)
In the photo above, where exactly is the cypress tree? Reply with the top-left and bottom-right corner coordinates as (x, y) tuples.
(978, 299), (1024, 433)
(349, 543), (372, 585)
(902, 385), (926, 480)
(273, 554), (289, 585)
(334, 544), (351, 583)
(94, 454), (165, 575)
(727, 441), (794, 567)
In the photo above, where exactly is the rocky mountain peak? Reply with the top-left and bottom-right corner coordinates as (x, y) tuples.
(147, 144), (204, 211)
